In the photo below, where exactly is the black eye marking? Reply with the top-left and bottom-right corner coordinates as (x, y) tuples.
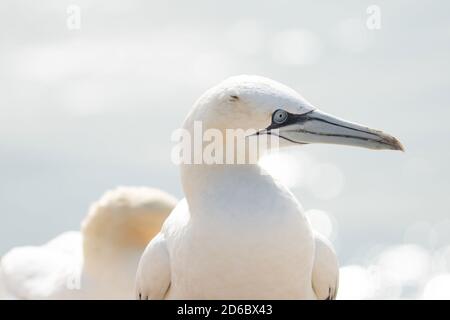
(229, 95), (239, 102)
(265, 109), (302, 131)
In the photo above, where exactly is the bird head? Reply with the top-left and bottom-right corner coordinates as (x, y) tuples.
(181, 75), (403, 164)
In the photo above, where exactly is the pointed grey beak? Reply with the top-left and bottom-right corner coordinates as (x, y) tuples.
(265, 109), (404, 151)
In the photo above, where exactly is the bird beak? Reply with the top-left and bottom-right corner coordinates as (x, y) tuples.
(265, 109), (404, 151)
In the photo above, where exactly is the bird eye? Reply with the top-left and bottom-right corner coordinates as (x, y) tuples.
(273, 109), (288, 124)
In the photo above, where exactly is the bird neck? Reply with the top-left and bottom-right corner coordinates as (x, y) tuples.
(180, 163), (273, 214)
(178, 113), (280, 214)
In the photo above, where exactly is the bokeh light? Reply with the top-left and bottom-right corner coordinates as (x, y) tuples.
(333, 18), (372, 53)
(305, 163), (345, 200)
(338, 265), (377, 299)
(377, 244), (430, 286)
(259, 152), (304, 188)
(305, 209), (335, 240)
(422, 274), (450, 299)
(271, 29), (321, 65)
(339, 239), (450, 299)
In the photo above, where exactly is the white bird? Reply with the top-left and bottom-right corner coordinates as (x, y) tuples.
(0, 186), (177, 299)
(135, 75), (403, 299)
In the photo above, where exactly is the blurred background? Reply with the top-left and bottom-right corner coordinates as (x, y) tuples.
(1, 0), (449, 299)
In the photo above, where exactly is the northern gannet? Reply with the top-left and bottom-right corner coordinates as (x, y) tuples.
(0, 187), (176, 299)
(135, 75), (403, 300)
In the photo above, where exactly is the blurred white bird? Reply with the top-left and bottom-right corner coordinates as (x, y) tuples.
(135, 75), (402, 299)
(0, 186), (177, 300)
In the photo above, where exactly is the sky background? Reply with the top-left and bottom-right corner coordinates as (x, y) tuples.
(1, 0), (449, 299)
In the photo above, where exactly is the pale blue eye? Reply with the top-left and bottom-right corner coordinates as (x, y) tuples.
(273, 109), (288, 124)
